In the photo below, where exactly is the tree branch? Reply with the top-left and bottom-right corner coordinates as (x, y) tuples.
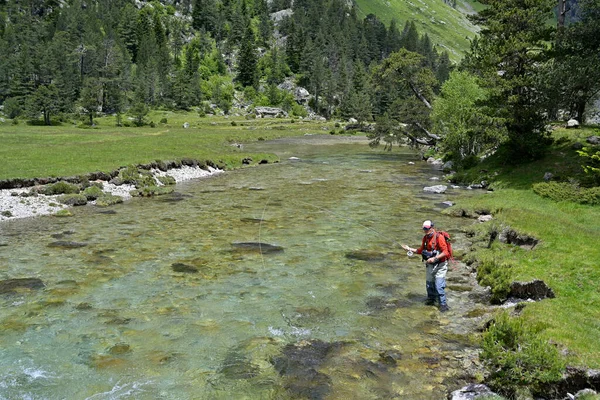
(409, 81), (432, 109)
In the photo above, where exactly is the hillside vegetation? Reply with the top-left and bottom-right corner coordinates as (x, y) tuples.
(354, 0), (479, 59)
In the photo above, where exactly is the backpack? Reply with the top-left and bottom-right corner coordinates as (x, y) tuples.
(430, 230), (456, 269)
(433, 231), (454, 261)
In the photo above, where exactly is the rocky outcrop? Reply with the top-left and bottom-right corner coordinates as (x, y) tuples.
(509, 279), (555, 301)
(254, 106), (288, 118)
(449, 384), (497, 400)
(498, 228), (539, 249)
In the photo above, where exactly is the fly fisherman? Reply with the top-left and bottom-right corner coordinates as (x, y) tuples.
(401, 220), (450, 312)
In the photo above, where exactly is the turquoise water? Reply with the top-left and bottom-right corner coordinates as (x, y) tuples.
(0, 136), (476, 399)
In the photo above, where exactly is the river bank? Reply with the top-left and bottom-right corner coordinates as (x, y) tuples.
(0, 164), (222, 222)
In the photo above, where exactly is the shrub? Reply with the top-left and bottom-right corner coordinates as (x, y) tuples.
(157, 176), (176, 186)
(477, 259), (512, 304)
(1, 210), (13, 217)
(117, 166), (156, 188)
(95, 194), (123, 207)
(482, 311), (565, 398)
(54, 209), (73, 217)
(291, 104), (307, 117)
(533, 182), (600, 205)
(58, 193), (88, 206)
(82, 185), (104, 200)
(577, 146), (600, 186)
(160, 118), (168, 124)
(231, 120), (237, 126)
(42, 181), (80, 195)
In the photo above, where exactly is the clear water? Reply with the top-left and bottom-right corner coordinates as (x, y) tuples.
(0, 136), (476, 399)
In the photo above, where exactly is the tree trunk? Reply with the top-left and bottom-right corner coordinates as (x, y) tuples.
(409, 81), (432, 109)
(557, 0), (568, 29)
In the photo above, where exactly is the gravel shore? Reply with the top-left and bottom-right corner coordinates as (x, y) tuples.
(0, 165), (222, 222)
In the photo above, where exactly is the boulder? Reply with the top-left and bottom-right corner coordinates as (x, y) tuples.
(587, 135), (600, 145)
(449, 384), (496, 400)
(270, 8), (293, 22)
(423, 185), (447, 194)
(254, 107), (288, 118)
(566, 119), (580, 128)
(478, 215), (493, 223)
(509, 279), (555, 300)
(544, 172), (553, 181)
(183, 122), (190, 129)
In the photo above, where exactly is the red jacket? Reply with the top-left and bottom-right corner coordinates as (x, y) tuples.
(416, 229), (449, 262)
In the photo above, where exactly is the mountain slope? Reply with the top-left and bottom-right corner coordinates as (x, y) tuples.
(353, 0), (480, 60)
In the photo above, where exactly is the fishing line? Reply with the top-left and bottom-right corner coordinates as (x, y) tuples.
(257, 194), (271, 268)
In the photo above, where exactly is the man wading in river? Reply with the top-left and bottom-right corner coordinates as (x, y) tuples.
(401, 220), (450, 312)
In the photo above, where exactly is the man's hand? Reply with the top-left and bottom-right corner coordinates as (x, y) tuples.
(427, 257), (436, 264)
(401, 244), (411, 251)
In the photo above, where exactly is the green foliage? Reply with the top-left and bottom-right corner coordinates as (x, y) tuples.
(42, 181), (80, 195)
(463, 0), (556, 160)
(82, 185), (104, 200)
(476, 259), (512, 304)
(532, 182), (600, 205)
(577, 146), (600, 186)
(291, 104), (307, 118)
(95, 194), (123, 207)
(117, 166), (156, 188)
(370, 49), (437, 148)
(482, 312), (565, 397)
(432, 70), (506, 166)
(157, 176), (176, 186)
(135, 185), (175, 197)
(57, 193), (88, 206)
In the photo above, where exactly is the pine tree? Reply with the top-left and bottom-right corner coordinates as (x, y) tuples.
(236, 24), (258, 88)
(464, 0), (555, 159)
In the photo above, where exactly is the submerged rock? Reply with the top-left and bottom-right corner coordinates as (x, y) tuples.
(171, 263), (199, 273)
(47, 241), (88, 249)
(231, 242), (284, 254)
(272, 339), (346, 399)
(0, 278), (45, 294)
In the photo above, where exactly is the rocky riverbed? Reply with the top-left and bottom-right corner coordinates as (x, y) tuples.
(0, 165), (222, 222)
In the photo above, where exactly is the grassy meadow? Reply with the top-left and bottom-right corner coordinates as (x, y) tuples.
(0, 111), (337, 180)
(449, 126), (600, 368)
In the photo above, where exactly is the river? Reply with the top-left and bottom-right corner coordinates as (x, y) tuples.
(0, 135), (481, 399)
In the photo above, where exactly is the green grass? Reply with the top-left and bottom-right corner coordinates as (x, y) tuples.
(353, 0), (479, 61)
(450, 126), (600, 368)
(0, 111), (336, 180)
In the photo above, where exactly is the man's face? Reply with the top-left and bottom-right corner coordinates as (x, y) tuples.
(423, 226), (433, 236)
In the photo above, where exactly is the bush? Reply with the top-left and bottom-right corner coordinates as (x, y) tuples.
(291, 104), (307, 118)
(160, 118), (168, 124)
(58, 193), (88, 206)
(95, 194), (123, 207)
(577, 146), (600, 186)
(533, 182), (600, 205)
(42, 181), (80, 195)
(477, 259), (512, 304)
(481, 311), (565, 398)
(117, 166), (156, 188)
(82, 185), (104, 200)
(157, 176), (176, 186)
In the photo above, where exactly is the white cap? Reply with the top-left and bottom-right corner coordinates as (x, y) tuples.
(422, 220), (433, 229)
